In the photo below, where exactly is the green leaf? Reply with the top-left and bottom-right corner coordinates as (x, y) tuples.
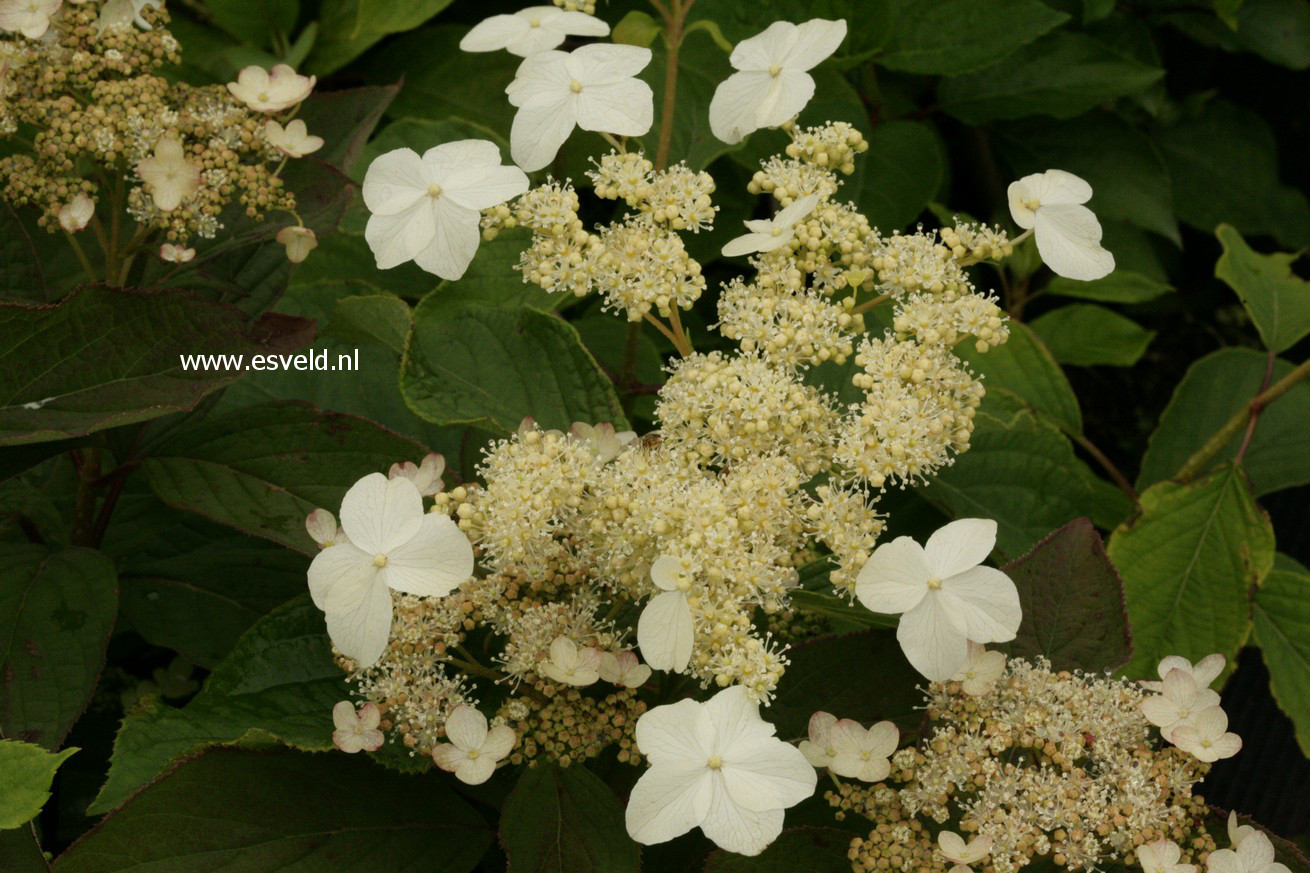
(939, 30), (1163, 124)
(309, 0), (455, 74)
(1252, 567), (1310, 756)
(875, 0), (1067, 74)
(852, 121), (945, 232)
(294, 84), (401, 176)
(142, 401), (427, 554)
(0, 287), (310, 447)
(327, 294), (411, 355)
(770, 631), (922, 738)
(955, 321), (1083, 435)
(89, 595), (352, 815)
(0, 741), (77, 829)
(999, 518), (1131, 672)
(499, 765), (639, 873)
(1044, 271), (1173, 304)
(1155, 100), (1310, 249)
(1162, 0), (1310, 70)
(401, 301), (627, 434)
(0, 823), (50, 872)
(431, 229), (565, 312)
(0, 545), (116, 749)
(703, 827), (854, 872)
(1030, 303), (1156, 367)
(1138, 348), (1310, 497)
(67, 749), (490, 872)
(204, 0), (298, 49)
(1108, 464), (1274, 678)
(993, 112), (1180, 243)
(613, 10), (661, 47)
(789, 589), (897, 632)
(1215, 224), (1310, 354)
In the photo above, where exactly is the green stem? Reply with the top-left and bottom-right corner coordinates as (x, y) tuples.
(654, 0), (692, 172)
(1069, 430), (1139, 507)
(64, 232), (98, 284)
(70, 449), (103, 547)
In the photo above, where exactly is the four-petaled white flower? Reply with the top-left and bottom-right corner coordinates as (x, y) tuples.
(541, 635), (602, 686)
(461, 6), (610, 58)
(709, 19), (847, 145)
(506, 43), (653, 172)
(159, 243), (195, 263)
(265, 118), (324, 158)
(1169, 706), (1242, 763)
(637, 555), (694, 674)
(1228, 811), (1257, 850)
(805, 716), (897, 783)
(432, 704), (516, 785)
(951, 641), (1007, 696)
(363, 139), (529, 279)
(939, 831), (993, 867)
(136, 137), (200, 212)
(1140, 652), (1226, 693)
(626, 685), (817, 856)
(855, 518), (1021, 682)
(58, 194), (94, 232)
(331, 700), (384, 753)
(307, 473), (474, 667)
(1007, 169), (1114, 281)
(1138, 839), (1198, 873)
(227, 63), (316, 113)
(570, 421), (637, 462)
(389, 452), (446, 497)
(276, 226), (317, 264)
(598, 650), (652, 688)
(1139, 667), (1222, 741)
(306, 508), (348, 549)
(0, 0), (61, 39)
(1207, 830), (1291, 873)
(721, 193), (820, 258)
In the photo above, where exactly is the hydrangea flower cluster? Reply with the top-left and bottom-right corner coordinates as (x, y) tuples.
(0, 0), (322, 273)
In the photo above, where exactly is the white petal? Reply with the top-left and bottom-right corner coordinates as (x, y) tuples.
(704, 685), (775, 750)
(508, 25), (569, 57)
(698, 781), (785, 857)
(1156, 654), (1194, 681)
(1207, 850), (1243, 873)
(635, 698), (714, 764)
(1029, 169), (1094, 206)
(865, 721), (899, 758)
(482, 725), (517, 761)
(365, 199), (438, 270)
(709, 70), (778, 144)
(1007, 179), (1038, 230)
(333, 728), (365, 753)
(774, 193), (821, 228)
(362, 148), (427, 216)
(807, 710), (837, 744)
(506, 51), (571, 107)
(358, 703), (381, 729)
(782, 19), (847, 71)
(753, 69), (815, 130)
(923, 518), (996, 579)
(1192, 653), (1226, 688)
(455, 755), (498, 785)
(637, 590), (694, 673)
(855, 536), (930, 615)
(324, 576), (392, 667)
(411, 198), (482, 280)
(721, 231), (780, 258)
(339, 472), (424, 555)
(432, 743), (468, 772)
(438, 162), (529, 213)
(307, 543), (374, 610)
(444, 704), (489, 751)
(460, 14), (529, 52)
(332, 700), (357, 732)
(721, 738), (816, 812)
(574, 78), (654, 137)
(552, 10), (609, 39)
(1034, 203), (1114, 281)
(729, 21), (796, 71)
(650, 555), (684, 592)
(1236, 831), (1274, 870)
(940, 566), (1021, 643)
(625, 764), (713, 846)
(566, 43), (651, 82)
(510, 94), (578, 172)
(897, 592), (969, 682)
(1140, 694), (1181, 728)
(380, 513), (473, 597)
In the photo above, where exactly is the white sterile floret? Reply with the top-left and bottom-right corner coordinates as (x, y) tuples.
(264, 118), (324, 157)
(1139, 839), (1198, 873)
(506, 43), (653, 172)
(637, 555), (694, 674)
(1007, 169), (1114, 281)
(58, 194), (94, 232)
(598, 650), (652, 688)
(431, 704), (516, 785)
(940, 831), (993, 866)
(388, 452), (446, 497)
(362, 139), (529, 279)
(276, 226), (317, 264)
(1139, 667), (1222, 741)
(1169, 705), (1242, 763)
(226, 63), (316, 113)
(721, 193), (820, 258)
(460, 6), (609, 57)
(331, 700), (384, 753)
(855, 518), (1020, 682)
(709, 19), (847, 145)
(824, 719), (897, 782)
(1140, 652), (1226, 693)
(305, 508), (348, 548)
(158, 243), (195, 263)
(307, 473), (475, 667)
(950, 641), (1007, 696)
(1207, 830), (1291, 873)
(625, 686), (817, 856)
(541, 635), (602, 686)
(570, 421), (637, 462)
(0, 0), (60, 39)
(136, 137), (200, 212)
